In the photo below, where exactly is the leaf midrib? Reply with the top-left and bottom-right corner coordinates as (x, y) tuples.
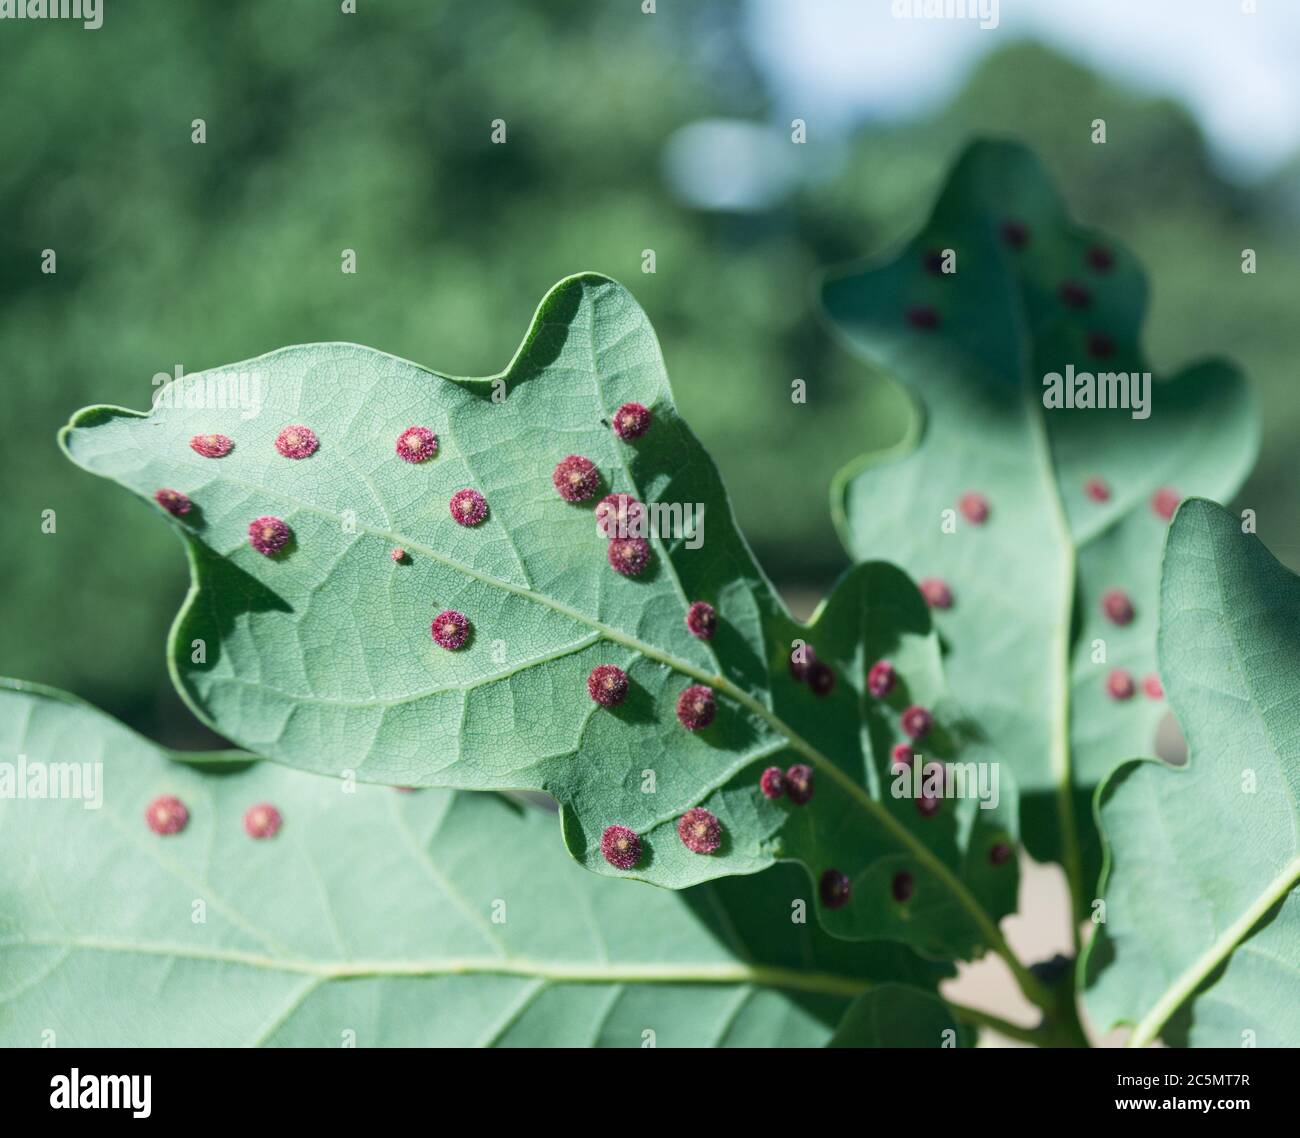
(2, 936), (875, 999)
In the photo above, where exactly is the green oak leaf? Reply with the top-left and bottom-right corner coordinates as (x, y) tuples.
(59, 274), (1023, 968)
(828, 984), (968, 1048)
(1081, 500), (1300, 1048)
(821, 140), (1258, 914)
(0, 680), (953, 1047)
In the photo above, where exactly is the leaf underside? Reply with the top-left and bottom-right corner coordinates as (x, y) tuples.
(1082, 501), (1300, 1047)
(0, 681), (956, 1047)
(61, 273), (1018, 959)
(822, 140), (1258, 903)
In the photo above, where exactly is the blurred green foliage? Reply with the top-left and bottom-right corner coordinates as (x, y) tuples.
(2, 4), (1295, 744)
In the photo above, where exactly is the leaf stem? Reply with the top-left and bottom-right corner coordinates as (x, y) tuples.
(946, 1001), (1043, 1046)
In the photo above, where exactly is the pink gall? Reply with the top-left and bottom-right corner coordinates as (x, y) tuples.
(901, 705), (933, 740)
(1084, 477), (1111, 503)
(867, 659), (896, 699)
(1087, 331), (1115, 359)
(431, 609), (471, 650)
(685, 601), (717, 641)
(759, 766), (786, 800)
(917, 793), (941, 819)
(390, 548), (407, 563)
(243, 803), (283, 840)
(595, 492), (645, 538)
(789, 644), (817, 683)
(189, 433), (233, 458)
(1000, 218), (1030, 250)
(601, 825), (641, 870)
(958, 491), (990, 525)
(552, 454), (600, 502)
(1143, 673), (1164, 700)
(1086, 244), (1115, 272)
(677, 807), (721, 854)
(1101, 588), (1135, 626)
(919, 577), (953, 610)
(807, 661), (836, 697)
(676, 685), (716, 731)
(154, 488), (192, 517)
(396, 426), (438, 463)
(1106, 668), (1135, 701)
(905, 304), (940, 331)
(587, 664), (629, 708)
(890, 744), (914, 774)
(449, 488), (488, 527)
(274, 425), (318, 459)
(608, 537), (651, 577)
(785, 763), (814, 806)
(989, 841), (1013, 867)
(145, 794), (188, 836)
(1058, 280), (1091, 309)
(612, 402), (652, 440)
(820, 869), (852, 909)
(248, 516), (292, 557)
(1151, 487), (1181, 521)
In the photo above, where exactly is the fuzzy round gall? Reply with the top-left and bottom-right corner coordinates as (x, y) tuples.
(789, 645), (817, 683)
(190, 433), (233, 458)
(676, 685), (715, 731)
(867, 659), (896, 699)
(587, 664), (629, 708)
(154, 488), (192, 517)
(595, 492), (645, 538)
(890, 743), (914, 774)
(759, 766), (786, 800)
(1084, 477), (1111, 503)
(274, 424), (318, 459)
(145, 794), (188, 836)
(807, 661), (836, 697)
(820, 869), (852, 909)
(1143, 673), (1164, 700)
(396, 426), (438, 463)
(958, 491), (990, 525)
(684, 601), (717, 641)
(1106, 668), (1135, 701)
(431, 609), (471, 650)
(608, 537), (651, 577)
(891, 871), (914, 903)
(1000, 218), (1030, 249)
(905, 304), (940, 331)
(449, 488), (488, 527)
(248, 515), (292, 557)
(1087, 331), (1115, 359)
(785, 763), (814, 806)
(1087, 244), (1115, 272)
(1151, 487), (1181, 521)
(390, 547), (407, 563)
(552, 454), (600, 502)
(988, 841), (1013, 867)
(600, 824), (641, 870)
(612, 402), (652, 441)
(677, 807), (721, 854)
(901, 704), (933, 740)
(243, 803), (283, 840)
(917, 793), (941, 819)
(1058, 280), (1091, 309)
(1101, 588), (1135, 626)
(919, 577), (953, 610)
